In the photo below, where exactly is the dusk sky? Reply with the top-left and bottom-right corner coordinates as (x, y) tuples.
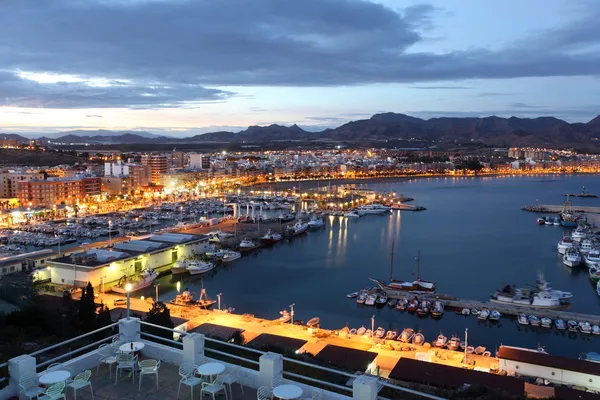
(1, 0), (599, 137)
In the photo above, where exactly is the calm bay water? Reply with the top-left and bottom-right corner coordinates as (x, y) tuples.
(152, 174), (600, 357)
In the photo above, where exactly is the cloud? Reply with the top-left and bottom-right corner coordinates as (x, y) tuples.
(475, 92), (517, 97)
(412, 85), (472, 90)
(85, 115), (103, 118)
(0, 0), (599, 109)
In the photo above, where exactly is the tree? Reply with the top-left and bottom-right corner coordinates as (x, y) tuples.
(143, 301), (174, 340)
(78, 282), (96, 332)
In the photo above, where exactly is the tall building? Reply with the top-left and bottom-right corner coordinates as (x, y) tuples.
(141, 154), (168, 184)
(189, 153), (211, 170)
(168, 152), (185, 169)
(0, 171), (45, 198)
(104, 161), (150, 189)
(16, 177), (101, 207)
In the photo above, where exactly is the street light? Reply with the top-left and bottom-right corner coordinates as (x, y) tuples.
(108, 220), (113, 247)
(217, 293), (222, 311)
(371, 315), (375, 335)
(464, 328), (468, 365)
(125, 283), (132, 319)
(180, 206), (183, 223)
(154, 284), (160, 303)
(289, 303), (295, 325)
(176, 281), (181, 293)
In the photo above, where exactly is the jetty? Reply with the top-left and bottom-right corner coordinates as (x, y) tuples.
(391, 204), (426, 211)
(522, 204), (597, 214)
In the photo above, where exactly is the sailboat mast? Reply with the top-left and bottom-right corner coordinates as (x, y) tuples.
(390, 241), (394, 281)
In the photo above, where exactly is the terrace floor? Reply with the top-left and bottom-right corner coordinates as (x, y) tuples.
(72, 361), (257, 400)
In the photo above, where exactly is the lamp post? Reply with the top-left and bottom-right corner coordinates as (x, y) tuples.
(126, 283), (132, 320)
(56, 234), (61, 258)
(217, 293), (222, 311)
(108, 220), (113, 247)
(101, 275), (107, 303)
(371, 315), (375, 335)
(464, 328), (468, 365)
(180, 206), (183, 223)
(154, 284), (160, 303)
(289, 303), (295, 325)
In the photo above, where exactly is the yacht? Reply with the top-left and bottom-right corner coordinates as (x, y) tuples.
(579, 321), (592, 334)
(434, 333), (448, 348)
(238, 239), (260, 252)
(260, 230), (282, 245)
(284, 222), (308, 237)
(589, 266), (600, 283)
(541, 317), (552, 328)
(557, 236), (575, 255)
(563, 248), (583, 268)
(220, 250), (241, 263)
(585, 248), (600, 267)
(477, 309), (490, 321)
(186, 260), (215, 275)
(171, 259), (189, 275)
(370, 249), (436, 294)
(528, 315), (541, 327)
(412, 332), (425, 345)
(112, 269), (157, 294)
(357, 205), (389, 215)
(398, 328), (414, 343)
(580, 238), (594, 254)
(490, 274), (573, 309)
(307, 216), (325, 228)
(344, 211), (361, 218)
(518, 313), (529, 325)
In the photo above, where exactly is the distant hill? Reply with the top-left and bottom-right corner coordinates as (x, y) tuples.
(9, 113), (600, 149)
(0, 133), (30, 143)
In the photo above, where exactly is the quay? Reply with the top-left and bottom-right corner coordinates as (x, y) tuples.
(522, 204), (600, 214)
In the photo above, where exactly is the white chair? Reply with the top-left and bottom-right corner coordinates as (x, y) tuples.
(302, 389), (323, 400)
(46, 363), (63, 372)
(271, 375), (283, 389)
(138, 359), (161, 391)
(38, 381), (66, 400)
(110, 334), (123, 351)
(97, 344), (117, 378)
(114, 353), (137, 385)
(177, 362), (203, 400)
(200, 375), (228, 400)
(67, 370), (94, 400)
(18, 374), (44, 400)
(257, 386), (273, 400)
(222, 365), (244, 398)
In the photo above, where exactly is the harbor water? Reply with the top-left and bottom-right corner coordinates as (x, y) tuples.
(152, 174), (600, 357)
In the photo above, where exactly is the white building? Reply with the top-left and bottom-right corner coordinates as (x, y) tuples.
(189, 153), (211, 170)
(105, 161), (130, 177)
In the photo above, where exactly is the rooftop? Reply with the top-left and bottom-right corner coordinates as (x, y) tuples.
(498, 345), (600, 376)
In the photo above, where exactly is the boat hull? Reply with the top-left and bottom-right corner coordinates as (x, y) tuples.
(490, 297), (570, 309)
(112, 280), (155, 294)
(170, 266), (189, 275)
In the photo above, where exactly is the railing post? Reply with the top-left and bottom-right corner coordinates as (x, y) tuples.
(9, 355), (36, 398)
(182, 333), (205, 365)
(353, 375), (378, 400)
(119, 317), (141, 342)
(259, 352), (282, 388)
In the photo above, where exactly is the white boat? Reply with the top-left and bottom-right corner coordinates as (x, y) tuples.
(593, 325), (600, 335)
(307, 217), (325, 228)
(171, 259), (189, 275)
(490, 274), (573, 309)
(477, 309), (490, 321)
(557, 236), (575, 255)
(365, 294), (377, 306)
(568, 320), (579, 332)
(563, 248), (583, 268)
(346, 292), (359, 298)
(572, 226), (588, 241)
(306, 317), (320, 328)
(357, 205), (389, 215)
(399, 328), (414, 343)
(434, 333), (448, 348)
(220, 250), (241, 263)
(461, 308), (471, 316)
(412, 332), (425, 345)
(238, 239), (260, 252)
(529, 315), (541, 326)
(541, 317), (552, 328)
(553, 218), (561, 226)
(356, 293), (367, 304)
(278, 310), (291, 323)
(376, 295), (388, 305)
(579, 321), (592, 334)
(260, 230), (282, 245)
(374, 327), (385, 338)
(186, 260), (215, 275)
(518, 313), (529, 325)
(284, 222), (309, 237)
(344, 212), (361, 218)
(579, 238), (594, 255)
(356, 326), (366, 336)
(112, 269), (157, 294)
(489, 310), (501, 321)
(585, 248), (600, 267)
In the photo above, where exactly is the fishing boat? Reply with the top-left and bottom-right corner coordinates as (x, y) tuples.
(365, 294), (377, 306)
(374, 327), (385, 338)
(466, 346), (475, 354)
(560, 211), (578, 227)
(306, 317), (320, 328)
(568, 320), (579, 332)
(412, 331), (425, 345)
(416, 300), (431, 317)
(399, 328), (415, 343)
(365, 329), (373, 337)
(278, 213), (296, 223)
(489, 310), (501, 321)
(536, 217), (545, 225)
(171, 259), (189, 275)
(407, 299), (418, 312)
(238, 239), (260, 252)
(447, 336), (460, 351)
(370, 248), (436, 294)
(461, 308), (471, 316)
(356, 326), (366, 336)
(356, 293), (367, 304)
(579, 321), (592, 334)
(387, 298), (397, 308)
(593, 325), (600, 336)
(376, 295), (388, 305)
(471, 309), (480, 316)
(563, 248), (583, 268)
(477, 309), (490, 321)
(475, 346), (486, 355)
(307, 216), (325, 228)
(541, 317), (552, 328)
(260, 230), (282, 245)
(585, 249), (600, 268)
(490, 274), (573, 309)
(557, 236), (575, 255)
(186, 260), (215, 275)
(434, 333), (448, 348)
(385, 330), (398, 340)
(580, 238), (595, 255)
(346, 292), (359, 299)
(554, 319), (566, 330)
(431, 301), (444, 318)
(528, 315), (541, 327)
(112, 269), (157, 294)
(396, 297), (408, 311)
(518, 313), (529, 325)
(284, 222), (309, 237)
(278, 310), (291, 323)
(169, 288), (216, 309)
(572, 226), (589, 241)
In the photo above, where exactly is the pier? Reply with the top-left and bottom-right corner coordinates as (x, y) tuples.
(522, 204), (600, 214)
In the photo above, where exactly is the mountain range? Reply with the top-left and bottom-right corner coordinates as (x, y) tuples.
(3, 114), (600, 149)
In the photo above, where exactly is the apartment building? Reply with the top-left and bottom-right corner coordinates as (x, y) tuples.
(141, 154), (168, 184)
(17, 177), (101, 207)
(0, 171), (45, 198)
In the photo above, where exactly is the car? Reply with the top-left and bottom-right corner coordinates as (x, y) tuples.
(113, 298), (127, 306)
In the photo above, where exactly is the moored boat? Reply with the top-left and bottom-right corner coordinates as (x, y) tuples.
(112, 269), (157, 294)
(563, 248), (583, 268)
(579, 238), (594, 254)
(284, 222), (309, 237)
(554, 319), (566, 330)
(365, 294), (377, 306)
(416, 300), (431, 317)
(169, 288), (216, 309)
(579, 321), (592, 334)
(306, 317), (320, 328)
(431, 301), (444, 318)
(347, 292), (359, 299)
(407, 299), (418, 312)
(344, 212), (361, 218)
(447, 336), (460, 351)
(585, 249), (600, 268)
(528, 315), (541, 327)
(238, 239), (260, 252)
(412, 331), (425, 345)
(541, 317), (552, 328)
(171, 259), (189, 275)
(307, 216), (325, 228)
(278, 310), (291, 323)
(489, 310), (501, 321)
(593, 325), (600, 336)
(518, 313), (529, 325)
(434, 333), (448, 348)
(385, 330), (398, 340)
(356, 326), (366, 336)
(396, 297), (408, 311)
(220, 250), (241, 262)
(374, 327), (385, 338)
(370, 249), (436, 294)
(477, 309), (490, 321)
(568, 320), (579, 332)
(490, 274), (573, 309)
(186, 260), (215, 275)
(557, 236), (574, 255)
(260, 230), (282, 245)
(399, 328), (415, 343)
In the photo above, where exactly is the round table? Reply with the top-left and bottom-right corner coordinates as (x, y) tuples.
(39, 370), (71, 385)
(196, 362), (225, 382)
(273, 384), (303, 400)
(119, 341), (145, 353)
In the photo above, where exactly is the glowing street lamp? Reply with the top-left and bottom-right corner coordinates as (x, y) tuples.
(125, 283), (132, 320)
(217, 293), (222, 311)
(108, 220), (113, 247)
(289, 303), (295, 325)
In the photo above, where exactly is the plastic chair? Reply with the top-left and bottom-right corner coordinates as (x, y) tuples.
(97, 344), (117, 378)
(46, 363), (63, 372)
(18, 374), (44, 400)
(177, 362), (203, 400)
(38, 381), (66, 400)
(302, 389), (323, 400)
(200, 375), (228, 400)
(114, 353), (137, 385)
(222, 365), (244, 399)
(271, 375), (283, 389)
(138, 359), (161, 391)
(67, 370), (94, 400)
(257, 386), (273, 400)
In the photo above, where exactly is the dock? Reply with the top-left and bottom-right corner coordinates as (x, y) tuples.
(391, 204), (426, 211)
(522, 204), (600, 214)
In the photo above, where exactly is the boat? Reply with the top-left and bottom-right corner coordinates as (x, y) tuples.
(376, 295), (388, 305)
(356, 326), (366, 336)
(471, 309), (479, 316)
(518, 313), (529, 325)
(466, 346), (475, 354)
(374, 327), (385, 338)
(238, 239), (260, 252)
(370, 249), (436, 294)
(477, 309), (490, 321)
(356, 293), (367, 304)
(557, 236), (574, 255)
(307, 217), (325, 228)
(568, 320), (579, 332)
(365, 329), (373, 337)
(593, 326), (600, 336)
(597, 281), (600, 297)
(585, 249), (600, 267)
(447, 336), (460, 351)
(536, 217), (545, 225)
(220, 250), (241, 263)
(554, 319), (566, 330)
(461, 308), (471, 316)
(475, 346), (486, 355)
(544, 217), (554, 225)
(396, 297), (408, 311)
(412, 332), (425, 345)
(346, 292), (359, 299)
(186, 260), (215, 275)
(553, 217), (561, 226)
(169, 288), (216, 309)
(434, 333), (448, 348)
(490, 274), (573, 309)
(365, 294), (377, 306)
(580, 238), (595, 254)
(387, 298), (397, 308)
(489, 310), (501, 321)
(416, 300), (431, 317)
(399, 328), (415, 343)
(407, 299), (418, 312)
(112, 269), (157, 294)
(349, 328), (357, 335)
(580, 322), (592, 334)
(171, 259), (189, 275)
(260, 230), (282, 245)
(528, 315), (541, 326)
(357, 204), (389, 215)
(560, 212), (578, 227)
(306, 317), (320, 328)
(344, 211), (361, 218)
(572, 226), (589, 241)
(278, 213), (296, 223)
(284, 222), (309, 237)
(278, 310), (291, 323)
(580, 352), (600, 362)
(385, 330), (398, 340)
(541, 317), (552, 328)
(431, 301), (444, 318)
(563, 248), (583, 268)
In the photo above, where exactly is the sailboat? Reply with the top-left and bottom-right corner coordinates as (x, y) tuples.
(369, 246), (436, 294)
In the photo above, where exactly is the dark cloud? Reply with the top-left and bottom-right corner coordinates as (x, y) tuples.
(0, 0), (599, 109)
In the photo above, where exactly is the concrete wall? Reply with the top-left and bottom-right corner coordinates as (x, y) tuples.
(500, 359), (600, 391)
